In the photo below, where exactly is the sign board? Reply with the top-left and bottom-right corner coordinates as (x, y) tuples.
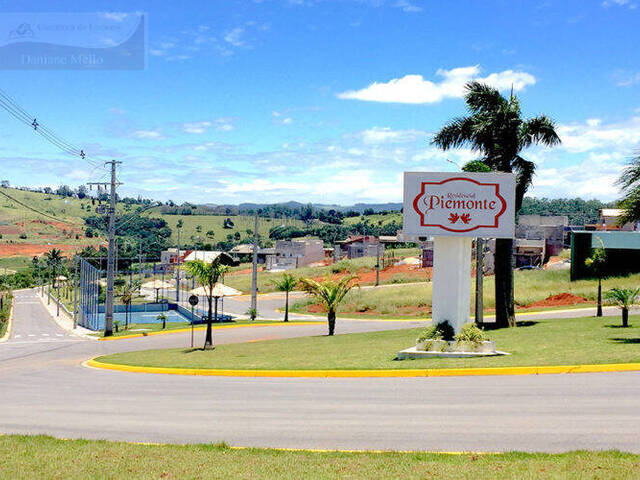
(403, 171), (515, 238)
(188, 294), (199, 306)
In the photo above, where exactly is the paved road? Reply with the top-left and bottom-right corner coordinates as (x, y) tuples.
(1, 289), (639, 452)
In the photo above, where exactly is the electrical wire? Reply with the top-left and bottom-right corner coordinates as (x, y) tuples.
(0, 88), (102, 167)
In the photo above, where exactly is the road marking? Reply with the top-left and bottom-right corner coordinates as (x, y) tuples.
(56, 334), (63, 337)
(28, 334), (35, 337)
(42, 333), (49, 337)
(14, 334), (21, 338)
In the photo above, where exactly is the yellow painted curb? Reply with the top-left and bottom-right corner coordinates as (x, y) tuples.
(86, 358), (640, 378)
(97, 321), (324, 341)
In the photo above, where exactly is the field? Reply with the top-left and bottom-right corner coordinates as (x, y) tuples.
(96, 315), (640, 370)
(2, 435), (638, 480)
(290, 269), (640, 318)
(156, 213), (305, 245)
(224, 252), (426, 293)
(343, 211), (401, 227)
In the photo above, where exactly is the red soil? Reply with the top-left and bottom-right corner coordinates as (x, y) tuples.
(0, 243), (81, 257)
(0, 225), (22, 235)
(522, 293), (589, 309)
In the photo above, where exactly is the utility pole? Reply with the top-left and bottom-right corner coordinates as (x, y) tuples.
(475, 238), (484, 326)
(375, 244), (380, 287)
(73, 256), (78, 329)
(250, 212), (259, 315)
(88, 160), (122, 337)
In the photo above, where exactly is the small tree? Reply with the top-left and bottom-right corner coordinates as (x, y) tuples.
(585, 237), (607, 317)
(184, 258), (230, 350)
(604, 287), (639, 327)
(273, 273), (298, 322)
(118, 280), (140, 330)
(299, 275), (358, 336)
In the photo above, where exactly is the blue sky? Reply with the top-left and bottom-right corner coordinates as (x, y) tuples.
(0, 0), (638, 205)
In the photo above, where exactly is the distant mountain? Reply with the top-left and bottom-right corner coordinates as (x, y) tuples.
(203, 201), (402, 214)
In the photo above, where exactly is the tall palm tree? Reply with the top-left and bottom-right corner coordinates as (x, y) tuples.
(118, 280), (140, 330)
(184, 257), (230, 350)
(432, 82), (561, 328)
(299, 275), (358, 336)
(273, 273), (298, 322)
(604, 287), (640, 328)
(616, 152), (640, 224)
(44, 248), (63, 303)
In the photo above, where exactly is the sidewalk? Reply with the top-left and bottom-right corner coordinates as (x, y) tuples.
(36, 288), (97, 340)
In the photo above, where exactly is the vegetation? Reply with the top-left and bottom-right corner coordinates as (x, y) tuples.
(417, 321), (455, 343)
(97, 315), (640, 371)
(604, 288), (639, 328)
(0, 290), (12, 338)
(616, 151), (640, 224)
(455, 323), (488, 345)
(117, 280), (140, 330)
(2, 435), (639, 480)
(272, 273), (298, 322)
(299, 275), (359, 335)
(432, 81), (561, 329)
(585, 237), (607, 317)
(184, 258), (231, 349)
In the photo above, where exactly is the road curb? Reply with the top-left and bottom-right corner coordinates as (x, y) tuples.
(0, 296), (14, 343)
(86, 358), (640, 378)
(97, 321), (324, 341)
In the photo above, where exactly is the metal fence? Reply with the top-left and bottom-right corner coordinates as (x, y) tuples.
(77, 256), (100, 330)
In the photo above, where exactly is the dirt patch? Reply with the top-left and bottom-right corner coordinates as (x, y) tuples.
(0, 243), (81, 257)
(0, 225), (22, 235)
(523, 293), (589, 309)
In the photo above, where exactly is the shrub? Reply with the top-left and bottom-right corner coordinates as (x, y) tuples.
(19, 233), (27, 239)
(455, 323), (487, 345)
(417, 320), (455, 343)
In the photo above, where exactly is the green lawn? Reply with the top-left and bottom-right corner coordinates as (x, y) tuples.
(1, 435), (638, 480)
(96, 315), (640, 370)
(291, 270), (640, 318)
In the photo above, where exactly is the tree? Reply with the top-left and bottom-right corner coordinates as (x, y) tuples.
(206, 230), (215, 239)
(432, 82), (560, 328)
(616, 152), (640, 224)
(585, 237), (607, 317)
(184, 258), (230, 350)
(76, 185), (88, 199)
(299, 275), (358, 335)
(118, 280), (140, 330)
(272, 273), (298, 322)
(604, 287), (639, 328)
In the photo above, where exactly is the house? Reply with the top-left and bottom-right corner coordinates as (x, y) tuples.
(570, 231), (640, 280)
(266, 237), (324, 270)
(516, 215), (568, 259)
(182, 250), (237, 266)
(160, 248), (188, 265)
(336, 235), (384, 259)
(585, 209), (638, 231)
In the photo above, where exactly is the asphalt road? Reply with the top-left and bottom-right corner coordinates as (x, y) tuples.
(1, 289), (639, 452)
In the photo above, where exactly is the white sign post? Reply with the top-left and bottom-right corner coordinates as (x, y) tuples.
(403, 172), (515, 333)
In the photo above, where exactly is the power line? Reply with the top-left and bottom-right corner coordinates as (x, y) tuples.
(0, 88), (101, 167)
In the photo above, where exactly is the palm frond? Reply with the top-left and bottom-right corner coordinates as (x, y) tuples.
(616, 153), (640, 192)
(519, 115), (561, 149)
(464, 82), (508, 114)
(431, 116), (476, 150)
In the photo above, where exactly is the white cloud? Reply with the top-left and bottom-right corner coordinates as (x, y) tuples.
(131, 129), (163, 139)
(394, 0), (422, 13)
(602, 0), (637, 9)
(613, 70), (640, 87)
(182, 121), (212, 134)
(337, 66), (536, 104)
(224, 27), (245, 47)
(360, 127), (423, 144)
(557, 116), (640, 153)
(215, 118), (236, 131)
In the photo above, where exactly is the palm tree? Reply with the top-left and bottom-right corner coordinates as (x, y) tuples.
(273, 273), (298, 322)
(585, 237), (607, 317)
(432, 82), (561, 328)
(299, 275), (358, 336)
(616, 152), (640, 224)
(184, 258), (230, 350)
(604, 287), (639, 327)
(118, 280), (140, 330)
(44, 248), (63, 304)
